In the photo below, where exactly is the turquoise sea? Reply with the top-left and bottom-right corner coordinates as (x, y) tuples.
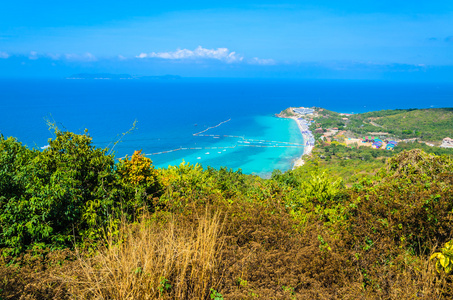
(151, 115), (304, 177)
(1, 78), (452, 177)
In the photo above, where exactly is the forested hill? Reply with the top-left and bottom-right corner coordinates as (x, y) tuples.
(313, 107), (453, 143)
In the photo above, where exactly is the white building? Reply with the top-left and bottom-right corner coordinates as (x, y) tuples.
(440, 137), (453, 148)
(293, 107), (314, 115)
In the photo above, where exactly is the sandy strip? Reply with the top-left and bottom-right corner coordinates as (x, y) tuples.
(291, 117), (314, 169)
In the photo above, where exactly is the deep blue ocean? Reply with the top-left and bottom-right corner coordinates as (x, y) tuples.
(1, 78), (452, 177)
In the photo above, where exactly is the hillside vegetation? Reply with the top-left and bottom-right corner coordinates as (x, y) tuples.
(313, 107), (453, 143)
(308, 139), (453, 185)
(1, 129), (453, 299)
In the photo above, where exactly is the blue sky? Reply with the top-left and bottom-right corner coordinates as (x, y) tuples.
(1, 1), (452, 80)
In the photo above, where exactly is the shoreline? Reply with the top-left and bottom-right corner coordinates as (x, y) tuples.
(290, 116), (315, 169)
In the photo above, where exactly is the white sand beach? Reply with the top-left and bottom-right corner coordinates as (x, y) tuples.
(291, 117), (314, 169)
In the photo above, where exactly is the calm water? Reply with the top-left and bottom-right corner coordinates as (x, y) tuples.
(1, 78), (452, 177)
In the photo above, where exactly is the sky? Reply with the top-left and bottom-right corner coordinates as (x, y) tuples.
(1, 0), (452, 80)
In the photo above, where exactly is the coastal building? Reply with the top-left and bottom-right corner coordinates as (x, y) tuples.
(374, 142), (382, 149)
(440, 137), (453, 148)
(372, 139), (383, 149)
(314, 128), (324, 133)
(362, 136), (377, 143)
(386, 141), (398, 150)
(293, 107), (315, 115)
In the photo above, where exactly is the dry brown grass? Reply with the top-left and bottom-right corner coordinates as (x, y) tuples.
(2, 206), (452, 299)
(345, 254), (446, 300)
(62, 209), (223, 299)
(387, 261), (443, 299)
(0, 249), (74, 299)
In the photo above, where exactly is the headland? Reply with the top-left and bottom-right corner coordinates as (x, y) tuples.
(277, 106), (453, 170)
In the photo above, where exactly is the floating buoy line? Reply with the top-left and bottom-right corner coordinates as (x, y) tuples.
(117, 118), (307, 160)
(193, 119), (231, 136)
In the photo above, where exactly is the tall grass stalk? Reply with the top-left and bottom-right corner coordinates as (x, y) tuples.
(64, 209), (223, 299)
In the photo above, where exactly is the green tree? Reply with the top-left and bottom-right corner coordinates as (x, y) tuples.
(116, 150), (161, 216)
(0, 130), (118, 255)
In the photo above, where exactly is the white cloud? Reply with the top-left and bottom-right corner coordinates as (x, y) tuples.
(64, 53), (77, 60)
(29, 51), (38, 60)
(137, 46), (243, 63)
(118, 55), (127, 60)
(46, 53), (61, 60)
(0, 51), (9, 59)
(248, 57), (276, 65)
(64, 52), (97, 61)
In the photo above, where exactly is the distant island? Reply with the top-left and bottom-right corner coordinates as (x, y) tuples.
(66, 73), (182, 80)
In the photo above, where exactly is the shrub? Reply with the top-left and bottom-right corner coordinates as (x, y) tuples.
(0, 130), (118, 255)
(431, 240), (453, 274)
(158, 162), (224, 211)
(116, 150), (161, 217)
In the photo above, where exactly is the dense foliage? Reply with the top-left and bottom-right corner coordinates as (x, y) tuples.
(313, 107), (453, 142)
(360, 108), (453, 141)
(1, 129), (453, 299)
(308, 140), (453, 184)
(0, 131), (159, 256)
